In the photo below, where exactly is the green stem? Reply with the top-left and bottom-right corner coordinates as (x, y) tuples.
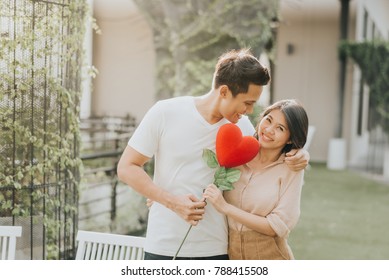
(173, 224), (192, 260)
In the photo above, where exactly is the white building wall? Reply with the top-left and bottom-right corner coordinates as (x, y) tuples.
(361, 0), (389, 38)
(349, 0), (389, 173)
(80, 0), (94, 119)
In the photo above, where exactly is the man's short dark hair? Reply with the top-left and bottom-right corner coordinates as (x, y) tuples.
(213, 48), (270, 96)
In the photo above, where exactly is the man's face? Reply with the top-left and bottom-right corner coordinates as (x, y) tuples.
(220, 84), (263, 123)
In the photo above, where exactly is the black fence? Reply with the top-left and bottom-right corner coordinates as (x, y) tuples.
(78, 115), (148, 237)
(0, 0), (85, 259)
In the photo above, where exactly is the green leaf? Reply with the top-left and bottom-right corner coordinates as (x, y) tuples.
(226, 168), (241, 183)
(213, 167), (235, 191)
(202, 149), (219, 168)
(214, 166), (226, 181)
(214, 179), (234, 191)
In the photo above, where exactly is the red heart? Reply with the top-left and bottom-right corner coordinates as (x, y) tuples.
(216, 123), (260, 168)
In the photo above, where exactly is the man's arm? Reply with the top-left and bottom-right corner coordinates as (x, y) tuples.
(117, 145), (206, 226)
(284, 149), (310, 171)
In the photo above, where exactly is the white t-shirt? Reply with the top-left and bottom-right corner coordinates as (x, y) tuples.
(128, 96), (255, 257)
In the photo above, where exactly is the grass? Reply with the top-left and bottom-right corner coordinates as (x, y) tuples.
(289, 163), (389, 260)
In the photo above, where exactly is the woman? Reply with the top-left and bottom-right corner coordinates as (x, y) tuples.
(204, 99), (308, 260)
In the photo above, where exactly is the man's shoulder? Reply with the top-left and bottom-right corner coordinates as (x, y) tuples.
(156, 96), (193, 107)
(149, 96), (194, 116)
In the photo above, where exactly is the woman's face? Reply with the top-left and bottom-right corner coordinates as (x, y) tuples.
(257, 109), (291, 150)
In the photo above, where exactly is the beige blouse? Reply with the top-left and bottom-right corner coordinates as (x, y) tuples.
(224, 153), (304, 238)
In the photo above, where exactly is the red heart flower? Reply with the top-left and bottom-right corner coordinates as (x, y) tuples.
(216, 123), (260, 168)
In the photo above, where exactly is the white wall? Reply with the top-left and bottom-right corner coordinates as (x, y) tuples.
(361, 0), (389, 39)
(348, 0), (389, 170)
(80, 0), (94, 119)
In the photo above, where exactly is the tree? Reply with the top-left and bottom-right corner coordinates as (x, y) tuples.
(134, 0), (279, 99)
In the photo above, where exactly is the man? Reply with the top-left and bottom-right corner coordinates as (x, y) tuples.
(117, 49), (309, 260)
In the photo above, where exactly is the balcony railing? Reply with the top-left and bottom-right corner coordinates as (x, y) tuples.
(78, 116), (148, 236)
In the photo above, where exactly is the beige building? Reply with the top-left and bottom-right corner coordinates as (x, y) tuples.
(87, 0), (389, 176)
(89, 0), (155, 121)
(274, 0), (389, 174)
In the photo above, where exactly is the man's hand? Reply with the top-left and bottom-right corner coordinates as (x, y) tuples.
(169, 194), (206, 226)
(285, 149), (310, 171)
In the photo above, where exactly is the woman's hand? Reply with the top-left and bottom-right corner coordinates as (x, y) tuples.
(203, 184), (229, 214)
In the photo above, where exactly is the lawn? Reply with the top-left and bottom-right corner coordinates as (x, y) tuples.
(289, 163), (389, 260)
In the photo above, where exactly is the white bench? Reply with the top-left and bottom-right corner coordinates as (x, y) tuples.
(75, 230), (145, 260)
(0, 226), (22, 260)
